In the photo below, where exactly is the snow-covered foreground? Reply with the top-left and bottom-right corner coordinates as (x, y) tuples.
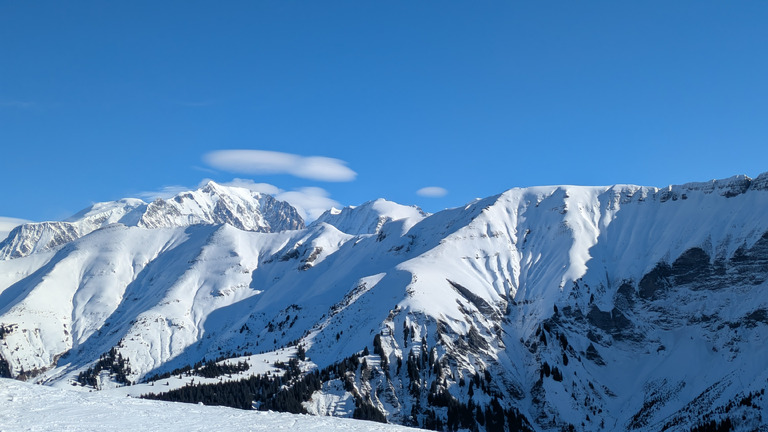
(0, 378), (418, 432)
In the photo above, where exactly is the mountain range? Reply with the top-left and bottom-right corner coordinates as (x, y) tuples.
(2, 173), (768, 431)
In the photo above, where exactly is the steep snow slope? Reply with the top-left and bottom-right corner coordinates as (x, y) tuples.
(2, 173), (768, 431)
(0, 181), (303, 260)
(0, 378), (419, 432)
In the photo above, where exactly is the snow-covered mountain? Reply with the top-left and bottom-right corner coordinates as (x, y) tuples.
(2, 173), (768, 431)
(0, 181), (303, 260)
(312, 198), (427, 235)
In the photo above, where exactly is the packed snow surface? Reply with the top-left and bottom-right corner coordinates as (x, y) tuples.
(0, 378), (418, 432)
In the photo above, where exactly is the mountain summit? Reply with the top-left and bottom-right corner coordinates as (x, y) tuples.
(0, 182), (304, 260)
(2, 173), (768, 431)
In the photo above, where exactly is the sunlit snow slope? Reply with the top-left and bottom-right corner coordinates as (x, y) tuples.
(2, 174), (768, 431)
(0, 378), (419, 432)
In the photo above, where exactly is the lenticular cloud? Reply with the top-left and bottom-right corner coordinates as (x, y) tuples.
(204, 150), (356, 182)
(416, 186), (448, 197)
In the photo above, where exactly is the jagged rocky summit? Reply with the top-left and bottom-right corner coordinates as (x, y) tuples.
(0, 181), (304, 260)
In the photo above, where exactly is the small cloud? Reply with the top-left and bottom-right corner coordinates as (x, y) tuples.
(192, 165), (219, 175)
(133, 179), (340, 223)
(275, 187), (341, 222)
(203, 150), (357, 182)
(135, 185), (191, 201)
(209, 179), (338, 221)
(211, 180), (338, 221)
(0, 216), (32, 241)
(416, 186), (448, 198)
(204, 178), (282, 195)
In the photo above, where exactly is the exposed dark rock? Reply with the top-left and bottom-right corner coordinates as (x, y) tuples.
(448, 279), (500, 320)
(586, 343), (605, 366)
(279, 249), (300, 261)
(721, 177), (752, 198)
(636, 236), (768, 300)
(727, 232), (768, 287)
(671, 248), (712, 287)
(614, 282), (636, 311)
(750, 172), (768, 190)
(299, 247), (323, 271)
(560, 305), (585, 321)
(587, 306), (631, 334)
(466, 325), (490, 351)
(743, 309), (768, 328)
(638, 263), (672, 300)
(659, 189), (675, 203)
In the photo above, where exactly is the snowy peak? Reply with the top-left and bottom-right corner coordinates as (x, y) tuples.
(65, 198), (147, 224)
(138, 181), (304, 232)
(0, 222), (80, 260)
(0, 182), (304, 260)
(0, 199), (145, 260)
(312, 198), (426, 235)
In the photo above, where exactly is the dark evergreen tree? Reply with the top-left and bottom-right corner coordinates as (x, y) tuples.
(542, 361), (551, 378)
(475, 405), (485, 426)
(0, 356), (11, 378)
(353, 400), (387, 423)
(689, 418), (734, 432)
(552, 366), (563, 382)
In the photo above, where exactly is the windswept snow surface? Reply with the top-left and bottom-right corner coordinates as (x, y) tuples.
(3, 173), (768, 430)
(0, 378), (419, 432)
(312, 198), (426, 235)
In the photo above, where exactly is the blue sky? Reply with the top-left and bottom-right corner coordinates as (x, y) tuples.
(2, 1), (768, 223)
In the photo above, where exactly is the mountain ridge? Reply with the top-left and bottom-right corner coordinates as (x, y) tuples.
(2, 172), (768, 431)
(0, 181), (304, 260)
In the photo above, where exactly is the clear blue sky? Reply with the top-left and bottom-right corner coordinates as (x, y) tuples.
(2, 1), (767, 222)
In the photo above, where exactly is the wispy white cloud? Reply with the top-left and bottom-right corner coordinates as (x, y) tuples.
(135, 185), (191, 201)
(138, 179), (339, 223)
(202, 178), (282, 195)
(134, 177), (340, 223)
(416, 186), (448, 198)
(203, 150), (357, 182)
(192, 165), (219, 175)
(212, 179), (340, 221)
(275, 187), (341, 222)
(0, 216), (32, 241)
